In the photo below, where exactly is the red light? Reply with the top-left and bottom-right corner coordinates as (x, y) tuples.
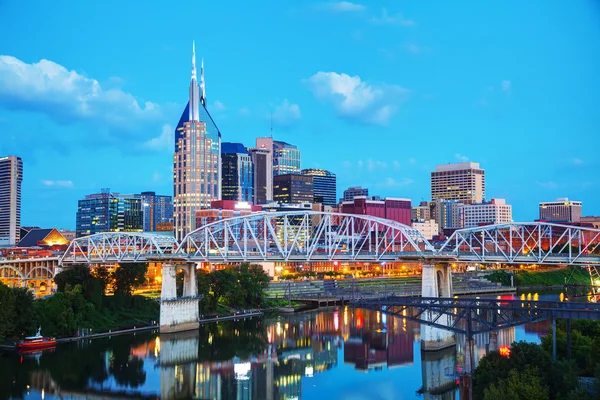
(499, 345), (511, 358)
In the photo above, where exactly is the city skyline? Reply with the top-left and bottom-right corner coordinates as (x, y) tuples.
(1, 1), (599, 229)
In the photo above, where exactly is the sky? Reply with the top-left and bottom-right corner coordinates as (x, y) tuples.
(0, 0), (599, 230)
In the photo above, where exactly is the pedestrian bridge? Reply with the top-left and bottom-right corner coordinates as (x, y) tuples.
(60, 211), (600, 266)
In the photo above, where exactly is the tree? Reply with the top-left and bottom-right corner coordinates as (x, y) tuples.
(0, 283), (15, 343)
(483, 367), (549, 400)
(54, 265), (92, 292)
(113, 263), (148, 296)
(237, 263), (271, 307)
(10, 287), (36, 338)
(207, 269), (237, 310)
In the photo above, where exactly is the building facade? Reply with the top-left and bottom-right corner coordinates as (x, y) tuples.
(342, 186), (368, 203)
(431, 199), (463, 234)
(273, 174), (314, 204)
(272, 141), (301, 176)
(76, 190), (143, 237)
(340, 196), (412, 226)
(539, 198), (582, 222)
(249, 146), (273, 205)
(431, 162), (485, 204)
(411, 219), (439, 240)
(412, 201), (432, 221)
(221, 142), (253, 202)
(461, 198), (512, 228)
(301, 169), (336, 207)
(140, 192), (173, 232)
(581, 216), (600, 230)
(0, 156), (22, 246)
(173, 42), (222, 240)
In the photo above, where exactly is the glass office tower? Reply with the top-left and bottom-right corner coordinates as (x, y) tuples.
(301, 168), (336, 207)
(221, 142), (253, 202)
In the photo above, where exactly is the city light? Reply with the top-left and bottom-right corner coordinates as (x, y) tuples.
(499, 345), (511, 358)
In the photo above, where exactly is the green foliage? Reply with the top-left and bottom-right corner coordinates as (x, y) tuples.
(483, 366), (549, 400)
(11, 288), (37, 337)
(484, 270), (512, 286)
(516, 267), (590, 287)
(113, 263), (148, 296)
(0, 283), (16, 343)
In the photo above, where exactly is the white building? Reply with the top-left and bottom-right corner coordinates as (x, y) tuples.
(412, 219), (439, 240)
(431, 162), (486, 204)
(461, 198), (512, 228)
(539, 198), (582, 222)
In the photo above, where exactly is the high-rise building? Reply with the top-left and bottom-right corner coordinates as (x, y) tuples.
(539, 198), (582, 222)
(140, 192), (173, 232)
(273, 174), (314, 204)
(250, 139), (273, 205)
(301, 169), (336, 207)
(430, 199), (463, 234)
(342, 186), (369, 203)
(173, 42), (222, 240)
(340, 196), (412, 226)
(412, 201), (432, 221)
(0, 156), (23, 246)
(76, 190), (143, 237)
(273, 141), (301, 176)
(461, 198), (512, 228)
(221, 142), (253, 202)
(431, 162), (485, 204)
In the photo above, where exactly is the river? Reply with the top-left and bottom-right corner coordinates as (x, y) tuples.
(1, 298), (552, 400)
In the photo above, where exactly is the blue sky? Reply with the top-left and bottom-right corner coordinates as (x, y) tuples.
(0, 0), (599, 229)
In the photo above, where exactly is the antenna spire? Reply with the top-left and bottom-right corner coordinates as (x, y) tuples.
(200, 57), (206, 106)
(270, 111), (273, 138)
(191, 41), (197, 81)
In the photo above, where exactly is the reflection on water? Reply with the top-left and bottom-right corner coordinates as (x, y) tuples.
(0, 304), (550, 400)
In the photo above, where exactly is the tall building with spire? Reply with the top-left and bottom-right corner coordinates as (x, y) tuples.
(173, 42), (222, 240)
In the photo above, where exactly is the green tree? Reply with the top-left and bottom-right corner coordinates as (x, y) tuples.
(197, 269), (211, 313)
(0, 283), (15, 343)
(113, 263), (148, 296)
(54, 265), (92, 292)
(483, 367), (549, 400)
(237, 263), (271, 307)
(208, 269), (237, 310)
(10, 287), (36, 338)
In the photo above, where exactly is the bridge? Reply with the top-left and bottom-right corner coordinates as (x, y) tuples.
(53, 211), (600, 333)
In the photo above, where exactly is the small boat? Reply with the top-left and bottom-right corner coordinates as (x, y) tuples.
(17, 327), (56, 351)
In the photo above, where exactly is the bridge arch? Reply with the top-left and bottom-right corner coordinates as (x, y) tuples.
(26, 265), (56, 279)
(0, 265), (25, 280)
(177, 211), (433, 262)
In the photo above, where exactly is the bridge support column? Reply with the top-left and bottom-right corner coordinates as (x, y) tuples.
(160, 263), (200, 334)
(421, 345), (458, 398)
(421, 262), (456, 351)
(488, 331), (498, 353)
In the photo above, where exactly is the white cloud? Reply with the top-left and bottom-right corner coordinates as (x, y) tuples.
(392, 160), (401, 170)
(455, 153), (469, 162)
(536, 181), (558, 189)
(374, 177), (414, 188)
(0, 55), (162, 134)
(572, 158), (583, 165)
(272, 99), (301, 127)
(369, 8), (415, 26)
(239, 107), (251, 116)
(367, 159), (387, 172)
(304, 71), (409, 125)
(144, 124), (173, 151)
(316, 1), (365, 12)
(501, 80), (511, 92)
(405, 43), (429, 55)
(212, 100), (226, 111)
(41, 180), (74, 188)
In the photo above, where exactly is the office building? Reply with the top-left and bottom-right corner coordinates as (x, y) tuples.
(340, 196), (411, 226)
(412, 201), (432, 221)
(0, 156), (22, 246)
(461, 198), (512, 228)
(301, 169), (336, 207)
(140, 192), (173, 232)
(76, 190), (143, 237)
(272, 140), (301, 175)
(173, 42), (222, 240)
(250, 139), (274, 204)
(431, 162), (485, 204)
(539, 198), (582, 222)
(430, 199), (463, 234)
(221, 142), (253, 202)
(195, 200), (261, 228)
(342, 186), (368, 203)
(412, 219), (438, 240)
(273, 174), (314, 204)
(581, 216), (600, 230)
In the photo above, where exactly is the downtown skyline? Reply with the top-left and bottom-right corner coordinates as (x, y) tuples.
(0, 0), (599, 229)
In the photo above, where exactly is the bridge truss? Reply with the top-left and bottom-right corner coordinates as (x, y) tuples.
(177, 211), (433, 262)
(60, 232), (177, 264)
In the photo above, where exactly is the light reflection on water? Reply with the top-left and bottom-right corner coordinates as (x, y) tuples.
(3, 294), (553, 400)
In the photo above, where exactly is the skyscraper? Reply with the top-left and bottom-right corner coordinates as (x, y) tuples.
(221, 142), (253, 202)
(539, 198), (582, 222)
(76, 190), (143, 237)
(431, 162), (485, 204)
(273, 174), (314, 204)
(0, 156), (23, 246)
(173, 42), (222, 240)
(250, 138), (274, 205)
(140, 192), (173, 232)
(273, 141), (301, 176)
(342, 186), (369, 203)
(301, 169), (337, 207)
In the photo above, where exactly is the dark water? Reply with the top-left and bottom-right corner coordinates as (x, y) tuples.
(1, 300), (551, 400)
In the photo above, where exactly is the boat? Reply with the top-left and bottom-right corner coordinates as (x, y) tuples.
(17, 327), (56, 351)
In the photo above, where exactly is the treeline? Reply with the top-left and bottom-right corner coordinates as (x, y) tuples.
(191, 263), (271, 313)
(473, 319), (600, 400)
(484, 267), (591, 287)
(0, 263), (157, 342)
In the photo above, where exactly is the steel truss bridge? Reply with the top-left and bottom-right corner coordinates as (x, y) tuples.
(351, 296), (600, 336)
(60, 212), (600, 267)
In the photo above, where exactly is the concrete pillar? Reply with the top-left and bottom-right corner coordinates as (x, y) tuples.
(488, 331), (498, 353)
(182, 264), (198, 297)
(421, 345), (458, 399)
(161, 263), (177, 300)
(421, 262), (455, 351)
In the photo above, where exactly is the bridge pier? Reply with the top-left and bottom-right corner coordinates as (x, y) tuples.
(421, 262), (456, 351)
(160, 263), (200, 334)
(420, 344), (458, 399)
